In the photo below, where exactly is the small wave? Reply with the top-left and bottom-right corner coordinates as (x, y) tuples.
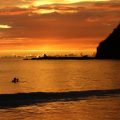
(0, 89), (120, 108)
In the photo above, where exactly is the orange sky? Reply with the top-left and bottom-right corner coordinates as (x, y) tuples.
(0, 0), (120, 56)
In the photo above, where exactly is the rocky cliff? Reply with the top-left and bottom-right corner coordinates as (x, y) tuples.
(96, 24), (120, 59)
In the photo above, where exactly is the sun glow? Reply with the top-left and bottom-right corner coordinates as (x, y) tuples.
(0, 24), (11, 29)
(33, 0), (110, 6)
(33, 9), (55, 14)
(33, 1), (54, 6)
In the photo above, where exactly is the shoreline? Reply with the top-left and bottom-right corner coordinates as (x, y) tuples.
(24, 56), (120, 60)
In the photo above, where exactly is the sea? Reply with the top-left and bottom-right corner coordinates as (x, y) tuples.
(0, 58), (120, 120)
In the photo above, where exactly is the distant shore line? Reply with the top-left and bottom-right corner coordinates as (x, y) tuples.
(24, 56), (120, 60)
(24, 56), (94, 60)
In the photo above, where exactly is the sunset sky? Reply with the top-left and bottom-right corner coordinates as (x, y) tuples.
(0, 0), (120, 56)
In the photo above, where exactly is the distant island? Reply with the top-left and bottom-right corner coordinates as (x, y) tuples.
(96, 24), (120, 59)
(24, 24), (120, 60)
(24, 54), (94, 60)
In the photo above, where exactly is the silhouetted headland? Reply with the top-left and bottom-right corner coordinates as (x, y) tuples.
(0, 89), (120, 108)
(96, 24), (120, 59)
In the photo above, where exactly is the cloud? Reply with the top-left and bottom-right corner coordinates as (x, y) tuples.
(0, 24), (12, 29)
(0, 0), (120, 51)
(0, 0), (34, 8)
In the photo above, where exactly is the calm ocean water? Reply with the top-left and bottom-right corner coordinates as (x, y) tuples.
(0, 58), (120, 120)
